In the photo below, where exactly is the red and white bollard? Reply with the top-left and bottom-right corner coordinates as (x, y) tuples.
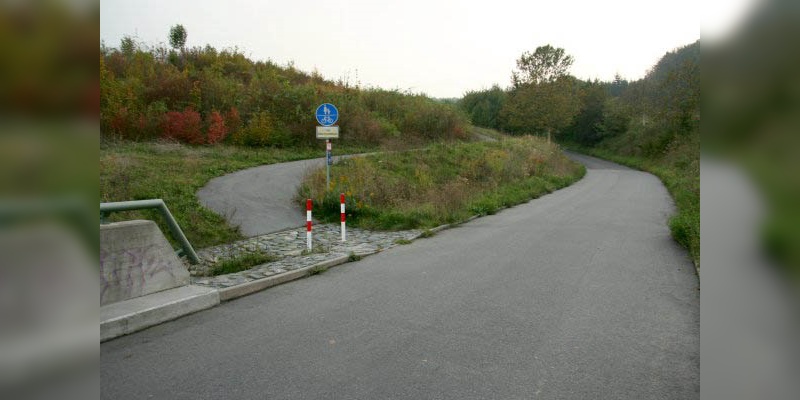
(340, 193), (346, 242)
(306, 199), (313, 250)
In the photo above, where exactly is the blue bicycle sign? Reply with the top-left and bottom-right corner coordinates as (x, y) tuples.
(315, 103), (339, 126)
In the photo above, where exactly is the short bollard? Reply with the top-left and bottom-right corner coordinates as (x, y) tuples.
(340, 193), (346, 242)
(306, 199), (313, 250)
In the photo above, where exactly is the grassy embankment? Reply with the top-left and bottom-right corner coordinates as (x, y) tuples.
(100, 139), (377, 249)
(299, 136), (585, 230)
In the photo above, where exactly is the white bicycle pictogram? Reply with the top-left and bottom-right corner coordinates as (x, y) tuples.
(316, 103), (339, 126)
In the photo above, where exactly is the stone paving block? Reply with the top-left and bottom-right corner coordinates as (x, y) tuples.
(188, 224), (422, 289)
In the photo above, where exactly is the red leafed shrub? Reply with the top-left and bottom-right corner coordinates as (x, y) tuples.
(109, 107), (132, 137)
(206, 111), (229, 144)
(162, 108), (203, 144)
(224, 107), (241, 137)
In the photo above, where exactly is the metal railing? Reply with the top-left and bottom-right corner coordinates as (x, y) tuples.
(100, 199), (199, 264)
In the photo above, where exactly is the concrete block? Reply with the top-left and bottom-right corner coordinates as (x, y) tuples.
(100, 220), (189, 305)
(101, 285), (219, 341)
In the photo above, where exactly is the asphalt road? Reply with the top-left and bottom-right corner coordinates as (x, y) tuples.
(197, 157), (327, 237)
(102, 153), (699, 399)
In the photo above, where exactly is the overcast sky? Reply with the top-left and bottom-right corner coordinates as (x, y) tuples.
(100, 0), (747, 98)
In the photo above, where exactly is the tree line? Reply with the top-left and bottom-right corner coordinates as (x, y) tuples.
(101, 25), (468, 147)
(460, 41), (699, 158)
(461, 42), (699, 262)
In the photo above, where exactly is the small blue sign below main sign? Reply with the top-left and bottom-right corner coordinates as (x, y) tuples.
(315, 103), (339, 126)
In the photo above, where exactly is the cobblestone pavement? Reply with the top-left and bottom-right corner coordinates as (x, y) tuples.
(188, 224), (422, 289)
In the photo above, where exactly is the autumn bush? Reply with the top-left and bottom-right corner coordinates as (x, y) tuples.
(107, 106), (165, 141)
(223, 107), (241, 137)
(163, 108), (203, 144)
(205, 111), (228, 144)
(229, 110), (293, 147)
(101, 39), (469, 148)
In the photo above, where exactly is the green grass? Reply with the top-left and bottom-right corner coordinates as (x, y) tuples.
(208, 250), (277, 276)
(569, 145), (699, 268)
(100, 139), (377, 249)
(394, 238), (413, 245)
(467, 125), (508, 141)
(301, 245), (329, 256)
(299, 136), (585, 231)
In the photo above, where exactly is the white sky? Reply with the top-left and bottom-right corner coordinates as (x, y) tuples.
(100, 0), (740, 98)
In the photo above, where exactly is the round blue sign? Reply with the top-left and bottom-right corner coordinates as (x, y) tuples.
(315, 103), (339, 126)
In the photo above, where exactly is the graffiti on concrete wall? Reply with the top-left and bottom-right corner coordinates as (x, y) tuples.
(100, 243), (187, 305)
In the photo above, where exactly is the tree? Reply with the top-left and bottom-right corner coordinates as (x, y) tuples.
(120, 35), (136, 57)
(459, 85), (507, 130)
(500, 77), (581, 141)
(169, 24), (187, 51)
(511, 45), (574, 87)
(564, 80), (609, 145)
(608, 73), (629, 97)
(501, 45), (580, 141)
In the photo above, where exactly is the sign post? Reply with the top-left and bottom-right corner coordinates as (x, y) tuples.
(326, 139), (332, 188)
(315, 103), (339, 190)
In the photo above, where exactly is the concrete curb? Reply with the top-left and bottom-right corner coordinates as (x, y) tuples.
(218, 255), (350, 302)
(101, 285), (220, 342)
(424, 213), (483, 236)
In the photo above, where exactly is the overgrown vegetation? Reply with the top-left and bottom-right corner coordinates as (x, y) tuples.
(298, 137), (585, 230)
(101, 28), (468, 148)
(460, 42), (699, 266)
(207, 250), (276, 276)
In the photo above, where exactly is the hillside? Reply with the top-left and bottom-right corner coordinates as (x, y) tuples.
(101, 35), (584, 249)
(100, 37), (468, 148)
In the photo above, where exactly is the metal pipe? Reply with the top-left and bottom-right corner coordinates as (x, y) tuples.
(100, 199), (165, 213)
(100, 199), (200, 265)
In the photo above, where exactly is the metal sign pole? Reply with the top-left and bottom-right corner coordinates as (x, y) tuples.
(326, 139), (332, 190)
(315, 103), (339, 192)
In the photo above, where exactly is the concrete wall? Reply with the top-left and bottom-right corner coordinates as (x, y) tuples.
(100, 220), (189, 306)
